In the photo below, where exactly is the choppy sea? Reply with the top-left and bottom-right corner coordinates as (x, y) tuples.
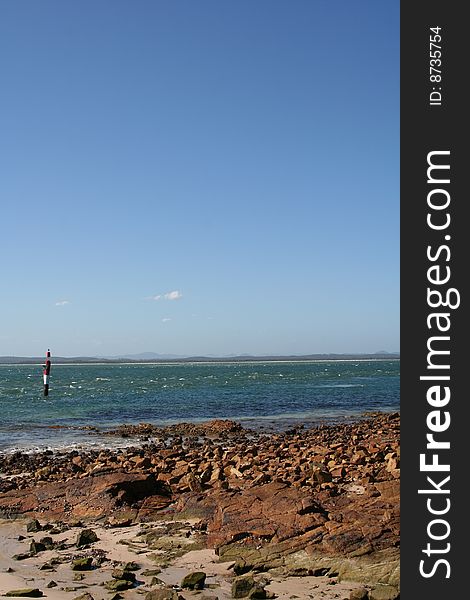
(0, 360), (399, 453)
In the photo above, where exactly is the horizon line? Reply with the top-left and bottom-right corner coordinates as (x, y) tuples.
(0, 350), (400, 363)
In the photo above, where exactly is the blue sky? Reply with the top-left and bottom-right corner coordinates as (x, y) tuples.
(0, 1), (399, 357)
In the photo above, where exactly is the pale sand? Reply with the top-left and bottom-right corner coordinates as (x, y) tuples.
(0, 519), (367, 599)
(163, 548), (368, 599)
(0, 520), (159, 599)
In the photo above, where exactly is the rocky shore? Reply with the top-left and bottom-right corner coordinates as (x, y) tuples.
(0, 413), (400, 599)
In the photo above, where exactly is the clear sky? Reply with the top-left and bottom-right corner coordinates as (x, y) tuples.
(0, 0), (399, 358)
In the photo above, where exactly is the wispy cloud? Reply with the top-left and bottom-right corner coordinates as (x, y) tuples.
(148, 290), (183, 301)
(162, 317), (172, 322)
(164, 290), (183, 300)
(55, 300), (70, 306)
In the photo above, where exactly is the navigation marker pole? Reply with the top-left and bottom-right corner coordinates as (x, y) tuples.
(43, 349), (51, 396)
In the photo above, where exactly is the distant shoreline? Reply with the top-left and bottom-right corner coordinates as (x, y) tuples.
(0, 353), (399, 365)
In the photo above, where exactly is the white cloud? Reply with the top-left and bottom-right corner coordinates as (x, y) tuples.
(55, 300), (70, 306)
(162, 318), (172, 322)
(148, 290), (183, 301)
(164, 290), (183, 300)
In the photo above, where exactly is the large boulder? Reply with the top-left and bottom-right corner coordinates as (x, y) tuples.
(76, 528), (99, 547)
(0, 472), (172, 521)
(180, 571), (206, 590)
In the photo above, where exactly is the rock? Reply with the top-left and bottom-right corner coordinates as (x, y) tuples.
(330, 465), (346, 478)
(0, 414), (400, 594)
(251, 473), (270, 486)
(122, 560), (140, 571)
(248, 585), (271, 598)
(131, 456), (152, 469)
(104, 579), (134, 591)
(368, 585), (400, 600)
(12, 552), (33, 561)
(234, 559), (253, 575)
(4, 590), (44, 598)
(0, 480), (17, 493)
(35, 466), (52, 479)
(0, 472), (172, 521)
(70, 519), (84, 527)
(350, 588), (369, 600)
(142, 568), (162, 576)
(76, 528), (99, 547)
(71, 557), (93, 571)
(144, 589), (180, 600)
(178, 481), (327, 549)
(46, 581), (57, 588)
(311, 465), (333, 484)
(186, 472), (203, 492)
(72, 593), (95, 600)
(181, 570), (206, 590)
(26, 519), (42, 532)
(47, 527), (61, 535)
(29, 541), (46, 554)
(232, 575), (256, 598)
(111, 568), (136, 582)
(107, 516), (133, 527)
(91, 554), (106, 568)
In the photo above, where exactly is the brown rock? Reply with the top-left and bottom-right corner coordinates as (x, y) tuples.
(0, 414), (400, 593)
(311, 465), (332, 484)
(131, 456), (152, 469)
(76, 528), (99, 547)
(112, 568), (136, 582)
(0, 472), (172, 520)
(350, 587), (369, 600)
(330, 465), (346, 478)
(181, 571), (206, 590)
(4, 590), (44, 598)
(144, 589), (180, 599)
(368, 585), (400, 600)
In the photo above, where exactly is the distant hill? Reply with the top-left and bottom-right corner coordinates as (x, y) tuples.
(0, 356), (116, 365)
(100, 352), (185, 360)
(0, 352), (399, 365)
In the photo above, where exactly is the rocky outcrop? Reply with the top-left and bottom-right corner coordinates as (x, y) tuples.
(174, 477), (399, 589)
(0, 414), (399, 494)
(0, 413), (400, 593)
(0, 472), (172, 521)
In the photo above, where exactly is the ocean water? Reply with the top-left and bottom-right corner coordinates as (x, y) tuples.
(0, 360), (399, 453)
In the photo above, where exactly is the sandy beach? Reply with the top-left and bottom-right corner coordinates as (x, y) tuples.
(0, 518), (375, 599)
(0, 413), (400, 600)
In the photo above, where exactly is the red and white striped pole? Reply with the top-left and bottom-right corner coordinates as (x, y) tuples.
(43, 349), (51, 396)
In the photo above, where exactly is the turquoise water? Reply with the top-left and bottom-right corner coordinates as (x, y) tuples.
(0, 360), (399, 452)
